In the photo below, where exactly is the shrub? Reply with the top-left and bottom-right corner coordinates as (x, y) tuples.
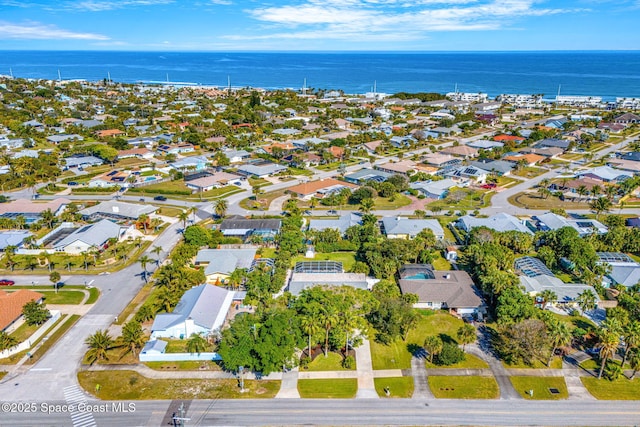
(342, 355), (355, 369)
(436, 342), (465, 366)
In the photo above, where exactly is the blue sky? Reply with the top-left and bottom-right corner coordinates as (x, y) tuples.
(0, 0), (639, 51)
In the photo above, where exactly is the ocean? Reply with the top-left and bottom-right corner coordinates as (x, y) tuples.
(1, 51), (639, 100)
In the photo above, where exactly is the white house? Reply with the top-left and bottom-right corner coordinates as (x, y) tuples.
(53, 219), (123, 254)
(150, 284), (234, 339)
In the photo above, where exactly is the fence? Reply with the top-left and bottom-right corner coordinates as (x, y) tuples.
(139, 352), (222, 362)
(0, 310), (61, 359)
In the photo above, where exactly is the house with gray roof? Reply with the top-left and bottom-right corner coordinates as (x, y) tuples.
(344, 168), (394, 184)
(195, 248), (258, 283)
(575, 166), (632, 183)
(288, 261), (368, 295)
(46, 134), (84, 144)
(0, 231), (32, 251)
(237, 162), (287, 178)
(398, 264), (485, 316)
(219, 216), (281, 242)
(64, 155), (103, 169)
(382, 217), (445, 240)
(533, 212), (607, 236)
(597, 252), (640, 288)
(467, 140), (504, 150)
(80, 200), (157, 221)
(456, 212), (532, 234)
(444, 165), (489, 183)
(53, 219), (123, 254)
(468, 159), (514, 176)
(150, 284), (234, 339)
(534, 138), (571, 150)
(308, 212), (363, 235)
(410, 178), (460, 199)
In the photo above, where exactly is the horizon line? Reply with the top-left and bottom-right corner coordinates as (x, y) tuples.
(1, 49), (640, 54)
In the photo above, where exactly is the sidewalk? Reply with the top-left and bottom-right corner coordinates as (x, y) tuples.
(355, 339), (378, 398)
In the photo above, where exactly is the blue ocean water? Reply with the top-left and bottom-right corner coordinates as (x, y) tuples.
(0, 51), (639, 100)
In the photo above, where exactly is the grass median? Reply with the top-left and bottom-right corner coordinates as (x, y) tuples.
(428, 376), (499, 399)
(510, 376), (568, 400)
(374, 377), (414, 398)
(297, 379), (358, 398)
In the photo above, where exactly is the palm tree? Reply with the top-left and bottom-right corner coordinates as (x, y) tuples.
(300, 315), (321, 359)
(138, 214), (149, 234)
(359, 198), (374, 214)
(188, 205), (198, 223)
(456, 324), (476, 352)
(576, 185), (588, 201)
(424, 335), (443, 363)
(0, 331), (18, 351)
(605, 185), (618, 201)
(84, 329), (114, 365)
(629, 350), (640, 379)
(539, 289), (557, 308)
(41, 208), (55, 229)
(576, 289), (597, 315)
(178, 210), (189, 231)
(547, 320), (572, 366)
(187, 333), (208, 354)
(590, 196), (612, 219)
(213, 199), (228, 218)
(119, 320), (146, 357)
(151, 245), (163, 265)
(621, 320), (640, 368)
(597, 327), (620, 379)
(138, 255), (152, 282)
(227, 268), (246, 290)
(319, 305), (339, 357)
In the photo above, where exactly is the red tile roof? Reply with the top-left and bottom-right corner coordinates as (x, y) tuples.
(0, 289), (44, 331)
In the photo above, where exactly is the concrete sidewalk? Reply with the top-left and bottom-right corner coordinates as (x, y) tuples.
(355, 339), (378, 398)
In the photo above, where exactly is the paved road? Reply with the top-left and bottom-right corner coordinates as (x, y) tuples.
(0, 220), (184, 401)
(1, 399), (639, 426)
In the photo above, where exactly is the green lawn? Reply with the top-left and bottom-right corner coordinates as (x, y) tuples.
(508, 192), (590, 210)
(431, 254), (451, 270)
(0, 372), (6, 380)
(510, 376), (568, 400)
(39, 290), (85, 305)
(425, 353), (489, 369)
(427, 188), (491, 211)
(164, 339), (215, 353)
(291, 252), (356, 271)
(248, 177), (270, 188)
(372, 194), (412, 210)
(9, 322), (39, 343)
(511, 167), (548, 178)
(85, 287), (100, 304)
(144, 361), (222, 371)
(371, 311), (464, 370)
(259, 248), (278, 258)
(580, 359), (599, 372)
(581, 377), (640, 400)
(374, 377), (414, 398)
(305, 352), (354, 371)
(128, 180), (191, 195)
(78, 371), (279, 399)
(297, 379), (358, 398)
(429, 376), (499, 399)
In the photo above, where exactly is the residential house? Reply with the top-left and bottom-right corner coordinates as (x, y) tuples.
(150, 284), (234, 339)
(96, 129), (125, 139)
(170, 155), (209, 173)
(467, 140), (504, 150)
(439, 145), (479, 159)
(456, 212), (532, 234)
(445, 165), (488, 184)
(236, 162), (287, 178)
(157, 143), (195, 155)
(287, 178), (357, 200)
(117, 148), (154, 160)
(0, 289), (44, 333)
(533, 212), (607, 236)
(614, 113), (640, 124)
(607, 159), (640, 174)
(375, 160), (417, 176)
(195, 248), (259, 284)
(519, 146), (564, 158)
(218, 216), (281, 242)
(503, 153), (545, 167)
(185, 172), (244, 193)
(398, 264), (484, 317)
(534, 139), (571, 151)
(272, 128), (301, 137)
(422, 153), (462, 169)
(46, 134), (84, 144)
(515, 256), (597, 307)
(291, 137), (328, 151)
(390, 135), (418, 148)
(52, 219), (123, 254)
(468, 159), (514, 176)
(80, 200), (157, 222)
(575, 166), (632, 183)
(327, 146), (345, 160)
(382, 217), (445, 240)
(360, 140), (384, 155)
(64, 155), (103, 169)
(88, 170), (130, 188)
(0, 231), (32, 251)
(308, 212), (363, 235)
(0, 198), (69, 224)
(258, 142), (297, 156)
(410, 178), (459, 199)
(288, 261), (368, 296)
(221, 148), (250, 163)
(597, 252), (640, 288)
(344, 168), (394, 185)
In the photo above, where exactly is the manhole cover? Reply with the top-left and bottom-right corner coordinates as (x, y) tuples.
(549, 388), (560, 394)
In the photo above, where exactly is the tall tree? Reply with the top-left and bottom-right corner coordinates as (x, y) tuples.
(423, 335), (443, 363)
(84, 329), (115, 365)
(597, 326), (620, 379)
(138, 255), (152, 282)
(187, 333), (208, 354)
(0, 331), (18, 351)
(576, 289), (597, 315)
(457, 324), (476, 352)
(119, 320), (146, 357)
(213, 199), (228, 218)
(621, 320), (640, 368)
(547, 320), (572, 366)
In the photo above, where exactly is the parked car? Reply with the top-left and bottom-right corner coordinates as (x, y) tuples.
(67, 181), (78, 186)
(0, 279), (15, 286)
(153, 195), (167, 201)
(139, 198), (145, 202)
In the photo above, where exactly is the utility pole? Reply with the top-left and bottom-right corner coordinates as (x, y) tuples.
(172, 402), (190, 427)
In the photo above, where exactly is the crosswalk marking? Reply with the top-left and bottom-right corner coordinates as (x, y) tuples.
(63, 385), (97, 427)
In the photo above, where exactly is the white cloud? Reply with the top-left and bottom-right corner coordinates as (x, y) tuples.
(0, 21), (110, 40)
(63, 0), (174, 12)
(240, 0), (581, 42)
(209, 0), (233, 4)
